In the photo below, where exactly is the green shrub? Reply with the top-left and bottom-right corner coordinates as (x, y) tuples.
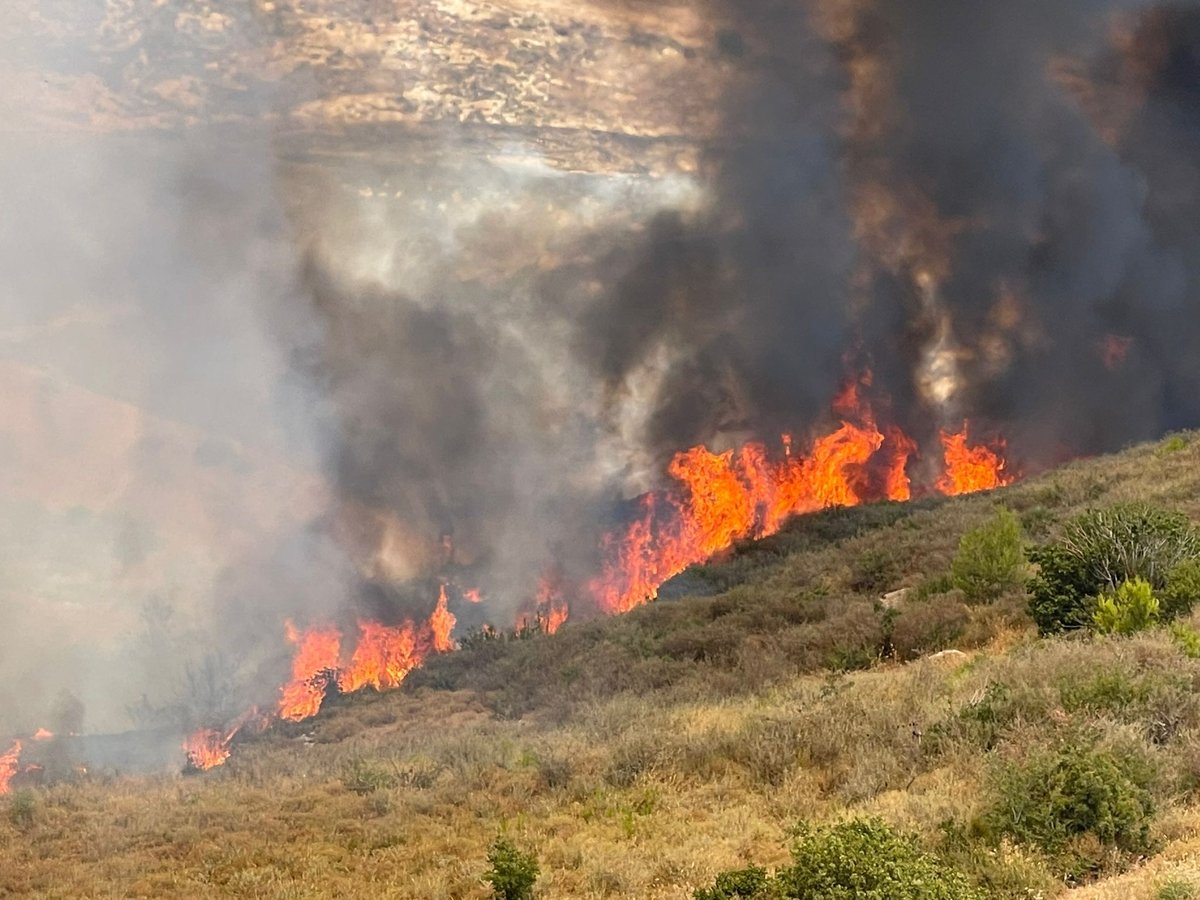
(1155, 434), (1189, 456)
(889, 594), (969, 661)
(1157, 880), (1197, 900)
(1028, 504), (1198, 634)
(778, 818), (982, 900)
(1162, 558), (1200, 620)
(693, 865), (776, 900)
(980, 744), (1157, 881)
(484, 837), (539, 900)
(952, 509), (1024, 602)
(694, 819), (981, 899)
(1170, 622), (1200, 659)
(1093, 578), (1160, 635)
(341, 758), (397, 795)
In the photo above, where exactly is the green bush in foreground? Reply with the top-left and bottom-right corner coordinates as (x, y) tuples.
(1093, 578), (1160, 635)
(484, 837), (539, 900)
(980, 744), (1157, 882)
(1028, 503), (1199, 634)
(694, 818), (982, 900)
(952, 508), (1024, 602)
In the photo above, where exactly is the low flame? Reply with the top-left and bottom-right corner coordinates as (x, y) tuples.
(184, 728), (233, 771)
(32, 728), (53, 741)
(0, 741), (21, 795)
(937, 424), (1012, 496)
(537, 576), (570, 635)
(183, 708), (265, 772)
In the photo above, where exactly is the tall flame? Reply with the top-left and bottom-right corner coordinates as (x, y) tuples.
(278, 622), (342, 722)
(430, 584), (456, 653)
(536, 574), (570, 635)
(937, 424), (1012, 496)
(589, 376), (899, 614)
(0, 740), (21, 795)
(338, 620), (419, 694)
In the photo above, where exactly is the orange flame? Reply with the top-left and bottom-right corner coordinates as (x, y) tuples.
(278, 622), (342, 722)
(183, 708), (264, 772)
(885, 427), (918, 502)
(534, 572), (570, 634)
(0, 741), (21, 795)
(184, 728), (233, 771)
(430, 584), (456, 653)
(32, 728), (53, 741)
(589, 377), (896, 614)
(463, 587), (483, 604)
(937, 424), (1011, 496)
(338, 620), (419, 693)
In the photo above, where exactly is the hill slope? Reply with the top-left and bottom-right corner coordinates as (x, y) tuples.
(5, 434), (1200, 897)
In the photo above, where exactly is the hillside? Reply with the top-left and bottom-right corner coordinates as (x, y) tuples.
(5, 434), (1200, 898)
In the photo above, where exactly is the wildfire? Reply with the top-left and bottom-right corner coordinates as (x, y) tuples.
(937, 424), (1012, 496)
(338, 619), (419, 693)
(0, 741), (19, 795)
(538, 576), (570, 635)
(32, 728), (53, 741)
(589, 375), (910, 614)
(182, 374), (1014, 775)
(183, 708), (265, 772)
(278, 622), (342, 722)
(184, 728), (234, 771)
(430, 584), (456, 653)
(590, 379), (1014, 613)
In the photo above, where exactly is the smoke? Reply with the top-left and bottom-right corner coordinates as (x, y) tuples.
(3, 0), (1200, 742)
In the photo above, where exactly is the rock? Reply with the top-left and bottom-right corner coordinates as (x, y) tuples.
(925, 649), (968, 665)
(879, 588), (912, 609)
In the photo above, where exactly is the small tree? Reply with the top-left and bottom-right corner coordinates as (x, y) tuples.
(1093, 578), (1160, 635)
(952, 508), (1024, 602)
(484, 837), (539, 900)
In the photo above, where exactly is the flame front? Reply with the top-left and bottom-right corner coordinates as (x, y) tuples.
(278, 622), (342, 722)
(338, 620), (419, 694)
(937, 424), (1012, 496)
(189, 378), (1013, 772)
(590, 377), (901, 614)
(0, 741), (20, 795)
